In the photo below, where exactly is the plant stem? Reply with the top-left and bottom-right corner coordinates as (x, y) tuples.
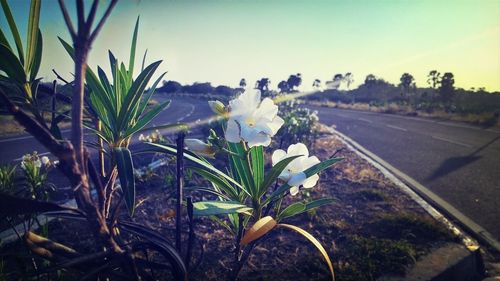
(175, 132), (185, 252)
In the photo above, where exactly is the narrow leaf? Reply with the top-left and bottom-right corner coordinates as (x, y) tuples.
(250, 145), (264, 193)
(0, 43), (26, 83)
(278, 202), (306, 220)
(123, 100), (170, 139)
(189, 166), (241, 200)
(114, 147), (136, 216)
(266, 158), (342, 204)
(29, 29), (42, 81)
(128, 16), (140, 80)
(240, 216), (277, 245)
(0, 0), (24, 64)
(278, 224), (335, 281)
(260, 155), (301, 196)
(192, 201), (252, 216)
(25, 0), (41, 73)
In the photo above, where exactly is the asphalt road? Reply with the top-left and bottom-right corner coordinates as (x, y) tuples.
(0, 96), (211, 162)
(1, 97), (499, 241)
(307, 105), (500, 241)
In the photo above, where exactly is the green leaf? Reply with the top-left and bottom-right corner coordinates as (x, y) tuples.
(114, 147), (136, 216)
(305, 198), (335, 210)
(250, 145), (264, 193)
(58, 37), (75, 59)
(184, 186), (231, 201)
(29, 29), (42, 81)
(192, 201), (252, 216)
(265, 158), (343, 204)
(123, 100), (170, 139)
(278, 198), (335, 221)
(144, 143), (245, 191)
(278, 224), (335, 281)
(0, 43), (26, 83)
(128, 16), (139, 81)
(25, 0), (41, 73)
(141, 49), (148, 72)
(227, 142), (255, 196)
(260, 155), (302, 197)
(116, 60), (162, 132)
(189, 167), (240, 200)
(279, 202), (305, 220)
(137, 72), (166, 116)
(0, 25), (11, 50)
(97, 66), (113, 95)
(1, 0), (24, 64)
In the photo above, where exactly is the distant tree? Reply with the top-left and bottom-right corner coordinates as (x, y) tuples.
(160, 80), (183, 93)
(182, 82), (214, 94)
(427, 70), (441, 89)
(399, 73), (415, 95)
(312, 79), (322, 90)
(239, 78), (247, 88)
(439, 72), (455, 105)
(286, 73), (302, 91)
(344, 72), (354, 89)
(255, 78), (271, 93)
(364, 74), (377, 88)
(214, 85), (236, 96)
(278, 80), (290, 93)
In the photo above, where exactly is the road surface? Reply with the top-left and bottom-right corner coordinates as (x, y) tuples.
(307, 105), (500, 241)
(1, 97), (499, 241)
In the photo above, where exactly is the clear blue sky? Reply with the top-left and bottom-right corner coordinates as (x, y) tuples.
(2, 0), (499, 91)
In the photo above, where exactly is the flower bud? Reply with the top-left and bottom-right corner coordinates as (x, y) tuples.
(208, 100), (226, 116)
(41, 156), (50, 166)
(185, 139), (216, 158)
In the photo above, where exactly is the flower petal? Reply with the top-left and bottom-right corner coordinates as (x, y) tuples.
(289, 186), (300, 196)
(302, 174), (319, 189)
(288, 172), (306, 187)
(271, 149), (287, 166)
(225, 119), (241, 143)
(287, 143), (309, 158)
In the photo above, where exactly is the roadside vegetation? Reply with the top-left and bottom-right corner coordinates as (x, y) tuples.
(0, 1), (473, 280)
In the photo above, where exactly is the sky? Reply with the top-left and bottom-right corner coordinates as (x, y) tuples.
(1, 0), (500, 91)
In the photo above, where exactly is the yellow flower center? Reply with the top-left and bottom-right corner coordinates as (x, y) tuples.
(245, 116), (256, 127)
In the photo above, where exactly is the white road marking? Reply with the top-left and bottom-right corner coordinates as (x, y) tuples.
(431, 135), (472, 148)
(358, 117), (373, 123)
(436, 121), (480, 130)
(486, 129), (500, 134)
(386, 124), (408, 132)
(0, 129), (71, 143)
(176, 104), (195, 122)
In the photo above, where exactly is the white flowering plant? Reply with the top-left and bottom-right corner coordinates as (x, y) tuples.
(148, 89), (341, 280)
(20, 152), (55, 201)
(276, 99), (320, 148)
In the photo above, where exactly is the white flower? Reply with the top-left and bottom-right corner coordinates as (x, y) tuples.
(185, 139), (216, 158)
(41, 156), (50, 166)
(225, 89), (284, 147)
(33, 159), (42, 168)
(271, 143), (320, 196)
(138, 134), (145, 141)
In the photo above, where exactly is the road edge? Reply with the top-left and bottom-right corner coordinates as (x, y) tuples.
(328, 126), (500, 252)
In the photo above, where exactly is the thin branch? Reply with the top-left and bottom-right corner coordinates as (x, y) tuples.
(89, 0), (118, 44)
(57, 0), (76, 41)
(86, 0), (99, 31)
(52, 69), (70, 85)
(76, 0), (85, 35)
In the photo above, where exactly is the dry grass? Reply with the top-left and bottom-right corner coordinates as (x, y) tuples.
(306, 100), (500, 129)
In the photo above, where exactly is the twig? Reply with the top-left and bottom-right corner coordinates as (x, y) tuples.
(175, 132), (185, 252)
(88, 0), (118, 43)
